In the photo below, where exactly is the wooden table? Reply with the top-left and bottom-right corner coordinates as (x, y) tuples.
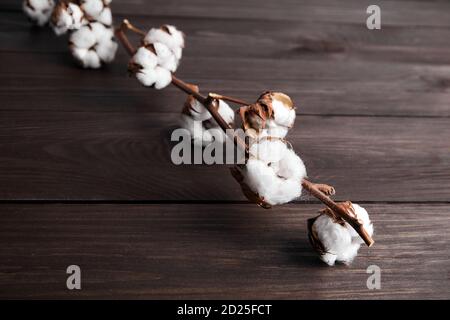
(0, 0), (449, 299)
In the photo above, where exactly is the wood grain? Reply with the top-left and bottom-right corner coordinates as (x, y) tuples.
(3, 0), (450, 27)
(0, 203), (448, 299)
(0, 0), (449, 299)
(1, 9), (450, 117)
(0, 112), (448, 201)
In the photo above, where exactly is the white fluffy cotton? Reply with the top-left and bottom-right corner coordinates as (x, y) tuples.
(144, 25), (185, 60)
(241, 92), (296, 139)
(269, 97), (296, 128)
(311, 203), (374, 266)
(130, 25), (184, 89)
(238, 139), (307, 205)
(23, 0), (55, 26)
(69, 22), (118, 68)
(80, 0), (112, 26)
(51, 2), (87, 36)
(181, 98), (234, 146)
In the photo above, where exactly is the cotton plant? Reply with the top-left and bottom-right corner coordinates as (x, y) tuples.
(23, 0), (117, 68)
(23, 0), (55, 26)
(22, 10), (376, 266)
(114, 19), (375, 265)
(308, 202), (374, 266)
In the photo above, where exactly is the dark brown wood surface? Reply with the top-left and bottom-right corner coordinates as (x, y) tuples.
(0, 0), (449, 299)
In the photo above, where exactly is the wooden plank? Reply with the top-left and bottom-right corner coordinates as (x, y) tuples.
(0, 203), (448, 299)
(4, 11), (450, 61)
(1, 49), (449, 117)
(0, 112), (448, 201)
(3, 0), (450, 27)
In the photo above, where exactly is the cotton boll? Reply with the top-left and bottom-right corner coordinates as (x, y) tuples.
(135, 68), (157, 87)
(131, 25), (185, 88)
(277, 146), (307, 181)
(23, 0), (55, 26)
(71, 47), (101, 68)
(96, 37), (118, 63)
(70, 24), (96, 49)
(180, 96), (233, 146)
(80, 0), (113, 26)
(262, 122), (289, 139)
(309, 202), (374, 266)
(80, 0), (104, 17)
(243, 157), (303, 205)
(249, 138), (286, 164)
(238, 139), (307, 206)
(346, 203), (374, 243)
(129, 49), (172, 88)
(143, 25), (184, 69)
(51, 2), (86, 36)
(153, 66), (172, 89)
(144, 25), (185, 51)
(172, 46), (183, 61)
(271, 98), (296, 128)
(153, 42), (178, 72)
(312, 214), (356, 266)
(96, 7), (112, 26)
(132, 47), (158, 70)
(258, 91), (296, 129)
(69, 23), (118, 68)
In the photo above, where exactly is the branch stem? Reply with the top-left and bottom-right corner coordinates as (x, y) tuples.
(301, 179), (374, 247)
(209, 93), (249, 106)
(115, 19), (373, 247)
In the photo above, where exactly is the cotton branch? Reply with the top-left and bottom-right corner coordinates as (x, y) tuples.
(114, 19), (374, 247)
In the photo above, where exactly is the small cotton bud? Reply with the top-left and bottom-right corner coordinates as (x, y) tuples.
(23, 0), (55, 26)
(69, 22), (118, 68)
(51, 1), (87, 36)
(232, 138), (307, 206)
(308, 202), (374, 266)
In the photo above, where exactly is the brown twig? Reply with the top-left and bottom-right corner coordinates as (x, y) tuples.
(114, 19), (374, 247)
(122, 19), (146, 36)
(301, 180), (374, 247)
(208, 93), (250, 106)
(115, 21), (137, 55)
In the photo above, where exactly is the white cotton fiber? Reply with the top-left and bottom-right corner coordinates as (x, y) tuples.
(241, 139), (307, 206)
(51, 2), (86, 36)
(130, 25), (185, 89)
(23, 0), (55, 26)
(240, 92), (296, 139)
(69, 22), (118, 68)
(311, 203), (374, 266)
(180, 98), (234, 146)
(144, 25), (185, 52)
(80, 0), (112, 26)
